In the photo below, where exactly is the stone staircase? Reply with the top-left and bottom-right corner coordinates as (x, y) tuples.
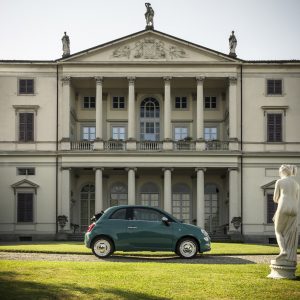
(68, 232), (85, 241)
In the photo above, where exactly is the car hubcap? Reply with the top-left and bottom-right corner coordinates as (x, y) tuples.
(180, 241), (197, 257)
(94, 240), (110, 256)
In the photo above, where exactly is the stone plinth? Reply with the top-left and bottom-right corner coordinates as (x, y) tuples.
(267, 260), (297, 280)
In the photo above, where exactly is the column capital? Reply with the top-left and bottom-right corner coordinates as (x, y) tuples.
(61, 76), (71, 85)
(163, 76), (172, 82)
(195, 76), (205, 83)
(93, 167), (104, 172)
(126, 167), (137, 172)
(195, 167), (207, 172)
(95, 76), (104, 84)
(162, 168), (174, 172)
(228, 76), (238, 84)
(127, 77), (136, 84)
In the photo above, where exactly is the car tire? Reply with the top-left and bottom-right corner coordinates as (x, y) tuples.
(176, 238), (198, 258)
(92, 237), (114, 258)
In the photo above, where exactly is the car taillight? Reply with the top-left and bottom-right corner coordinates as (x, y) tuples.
(87, 223), (95, 233)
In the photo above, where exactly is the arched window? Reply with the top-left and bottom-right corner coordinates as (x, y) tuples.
(110, 183), (128, 206)
(204, 184), (219, 234)
(140, 98), (160, 141)
(80, 184), (95, 231)
(140, 182), (160, 207)
(172, 183), (192, 223)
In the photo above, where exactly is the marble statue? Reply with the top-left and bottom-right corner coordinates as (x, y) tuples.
(145, 3), (154, 29)
(268, 164), (299, 279)
(229, 31), (237, 57)
(62, 32), (70, 57)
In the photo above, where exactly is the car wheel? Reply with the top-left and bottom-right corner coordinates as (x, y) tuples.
(92, 237), (114, 258)
(176, 238), (198, 258)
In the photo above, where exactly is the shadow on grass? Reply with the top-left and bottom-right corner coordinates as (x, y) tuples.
(0, 272), (169, 300)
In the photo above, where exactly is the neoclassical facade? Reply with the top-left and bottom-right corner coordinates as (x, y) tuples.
(0, 28), (299, 242)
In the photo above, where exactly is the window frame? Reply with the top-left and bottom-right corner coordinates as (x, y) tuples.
(204, 125), (219, 141)
(204, 96), (217, 110)
(18, 111), (35, 143)
(266, 79), (283, 96)
(18, 78), (35, 95)
(173, 125), (189, 141)
(265, 111), (284, 143)
(17, 168), (36, 176)
(16, 191), (35, 223)
(111, 125), (127, 140)
(81, 124), (96, 141)
(174, 96), (188, 110)
(112, 96), (126, 110)
(82, 96), (96, 109)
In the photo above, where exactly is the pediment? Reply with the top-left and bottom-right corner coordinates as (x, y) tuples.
(61, 30), (237, 63)
(261, 180), (277, 190)
(11, 179), (39, 189)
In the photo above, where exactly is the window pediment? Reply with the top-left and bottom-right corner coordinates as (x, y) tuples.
(11, 179), (39, 194)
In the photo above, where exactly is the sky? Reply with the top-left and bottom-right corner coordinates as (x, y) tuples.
(0, 0), (299, 61)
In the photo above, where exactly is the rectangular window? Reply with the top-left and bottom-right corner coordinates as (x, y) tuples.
(204, 127), (217, 140)
(19, 113), (34, 142)
(17, 168), (35, 176)
(175, 97), (187, 109)
(112, 127), (126, 140)
(17, 193), (34, 222)
(19, 79), (34, 94)
(82, 126), (95, 141)
(267, 80), (282, 95)
(83, 96), (95, 109)
(267, 114), (282, 142)
(267, 193), (277, 224)
(204, 96), (217, 109)
(174, 127), (188, 141)
(112, 96), (125, 109)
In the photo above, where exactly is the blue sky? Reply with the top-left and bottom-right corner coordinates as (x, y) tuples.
(0, 0), (299, 60)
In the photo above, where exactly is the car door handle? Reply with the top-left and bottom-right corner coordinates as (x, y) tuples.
(128, 226), (137, 229)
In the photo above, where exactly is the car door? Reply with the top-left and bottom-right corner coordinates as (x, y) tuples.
(127, 207), (174, 250)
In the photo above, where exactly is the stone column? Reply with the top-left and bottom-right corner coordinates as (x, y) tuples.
(228, 167), (241, 234)
(127, 168), (137, 205)
(94, 77), (104, 150)
(61, 167), (71, 230)
(61, 77), (71, 150)
(163, 77), (172, 150)
(127, 77), (136, 150)
(163, 168), (173, 213)
(229, 77), (238, 150)
(95, 168), (104, 213)
(196, 77), (205, 151)
(196, 168), (206, 228)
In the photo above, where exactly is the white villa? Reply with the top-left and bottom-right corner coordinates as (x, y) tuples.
(0, 20), (299, 242)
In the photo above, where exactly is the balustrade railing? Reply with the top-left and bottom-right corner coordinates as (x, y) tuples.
(104, 140), (126, 151)
(70, 141), (94, 151)
(205, 140), (229, 150)
(137, 141), (163, 151)
(173, 140), (196, 151)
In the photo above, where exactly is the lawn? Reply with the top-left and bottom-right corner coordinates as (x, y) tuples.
(1, 241), (298, 256)
(0, 260), (299, 300)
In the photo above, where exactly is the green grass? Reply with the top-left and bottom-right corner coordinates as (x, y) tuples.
(1, 241), (297, 256)
(0, 260), (299, 300)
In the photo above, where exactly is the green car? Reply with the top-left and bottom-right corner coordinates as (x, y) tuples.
(85, 205), (211, 259)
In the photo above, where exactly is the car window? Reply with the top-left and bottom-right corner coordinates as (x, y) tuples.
(109, 208), (127, 220)
(132, 208), (165, 222)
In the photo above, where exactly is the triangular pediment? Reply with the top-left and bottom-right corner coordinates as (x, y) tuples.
(59, 30), (238, 63)
(11, 179), (39, 189)
(261, 180), (277, 190)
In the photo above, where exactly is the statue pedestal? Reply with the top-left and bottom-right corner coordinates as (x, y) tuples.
(267, 260), (297, 280)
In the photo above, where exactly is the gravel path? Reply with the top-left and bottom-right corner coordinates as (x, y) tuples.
(1, 252), (300, 264)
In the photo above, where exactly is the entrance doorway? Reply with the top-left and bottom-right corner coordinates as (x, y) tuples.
(80, 184), (95, 232)
(204, 184), (219, 235)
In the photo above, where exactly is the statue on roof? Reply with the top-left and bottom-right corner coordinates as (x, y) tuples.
(229, 30), (237, 57)
(62, 32), (70, 57)
(145, 3), (154, 30)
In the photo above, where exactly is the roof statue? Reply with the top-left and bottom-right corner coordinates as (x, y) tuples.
(62, 32), (70, 57)
(145, 3), (154, 30)
(229, 30), (237, 57)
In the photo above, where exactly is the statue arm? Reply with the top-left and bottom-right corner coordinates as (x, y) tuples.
(273, 180), (280, 203)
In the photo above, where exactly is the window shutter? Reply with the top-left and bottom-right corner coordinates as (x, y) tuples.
(17, 193), (33, 222)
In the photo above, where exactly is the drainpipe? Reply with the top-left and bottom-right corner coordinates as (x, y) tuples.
(55, 64), (59, 234)
(240, 64), (243, 236)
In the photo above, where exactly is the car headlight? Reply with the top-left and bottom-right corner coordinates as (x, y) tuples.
(201, 229), (209, 237)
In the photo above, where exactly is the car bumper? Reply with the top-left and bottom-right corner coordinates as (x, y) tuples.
(84, 232), (92, 248)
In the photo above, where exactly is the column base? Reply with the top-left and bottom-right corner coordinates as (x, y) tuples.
(267, 261), (297, 279)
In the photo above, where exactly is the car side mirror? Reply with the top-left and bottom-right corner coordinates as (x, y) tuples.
(162, 216), (170, 226)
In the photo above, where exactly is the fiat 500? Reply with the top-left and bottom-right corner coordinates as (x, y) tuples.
(85, 205), (211, 258)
